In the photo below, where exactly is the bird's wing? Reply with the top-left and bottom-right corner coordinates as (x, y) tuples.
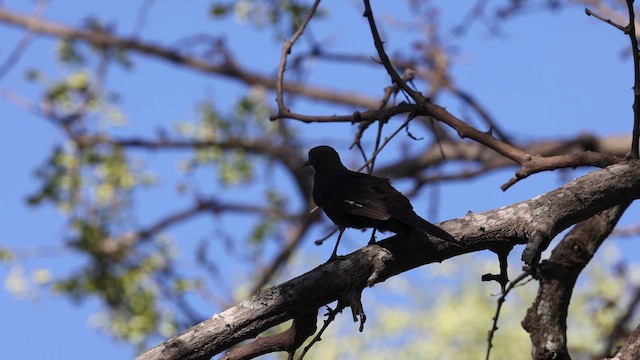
(320, 173), (392, 220)
(340, 196), (391, 220)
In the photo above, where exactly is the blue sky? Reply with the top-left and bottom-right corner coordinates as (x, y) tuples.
(1, 1), (639, 359)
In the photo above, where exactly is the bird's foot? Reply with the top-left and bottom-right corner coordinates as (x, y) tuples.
(327, 251), (340, 262)
(368, 230), (377, 245)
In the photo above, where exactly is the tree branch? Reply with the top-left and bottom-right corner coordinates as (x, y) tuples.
(522, 204), (630, 359)
(0, 7), (378, 108)
(223, 310), (318, 360)
(607, 322), (640, 360)
(377, 133), (629, 181)
(624, 0), (640, 158)
(138, 160), (640, 360)
(586, 2), (640, 158)
(273, 0), (322, 118)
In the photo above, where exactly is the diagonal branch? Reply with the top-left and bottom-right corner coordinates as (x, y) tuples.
(96, 197), (297, 256)
(602, 286), (640, 357)
(249, 212), (318, 293)
(362, 0), (421, 104)
(362, 0), (526, 165)
(378, 133), (630, 179)
(0, 0), (47, 82)
(138, 160), (640, 360)
(0, 7), (378, 108)
(363, 1), (622, 190)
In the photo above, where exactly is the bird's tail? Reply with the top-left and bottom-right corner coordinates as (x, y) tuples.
(409, 216), (462, 246)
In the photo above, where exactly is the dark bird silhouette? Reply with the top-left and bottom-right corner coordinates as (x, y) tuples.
(304, 145), (460, 260)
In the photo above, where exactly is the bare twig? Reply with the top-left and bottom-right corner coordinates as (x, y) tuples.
(313, 227), (338, 246)
(0, 26), (35, 82)
(448, 86), (512, 143)
(0, 86), (43, 114)
(132, 0), (156, 36)
(586, 2), (640, 158)
(270, 101), (415, 123)
(624, 0), (640, 158)
(362, 0), (421, 103)
(365, 1), (623, 190)
(485, 272), (532, 360)
(250, 213), (317, 293)
(379, 133), (630, 180)
(0, 0), (48, 82)
(0, 7), (378, 108)
(585, 7), (627, 32)
(274, 0), (322, 115)
(370, 117), (385, 172)
(501, 151), (621, 191)
(297, 306), (340, 360)
(355, 113), (420, 173)
(363, 0), (530, 173)
(348, 70), (408, 154)
(96, 197), (296, 255)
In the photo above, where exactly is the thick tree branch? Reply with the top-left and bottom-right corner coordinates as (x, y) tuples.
(138, 161), (640, 360)
(522, 204), (629, 359)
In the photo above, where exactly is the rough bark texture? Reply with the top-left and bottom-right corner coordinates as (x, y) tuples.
(607, 323), (640, 360)
(222, 310), (318, 360)
(138, 161), (640, 360)
(522, 205), (629, 360)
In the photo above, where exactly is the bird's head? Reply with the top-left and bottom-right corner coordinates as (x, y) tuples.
(304, 146), (346, 172)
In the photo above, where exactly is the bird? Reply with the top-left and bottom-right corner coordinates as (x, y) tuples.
(304, 145), (460, 260)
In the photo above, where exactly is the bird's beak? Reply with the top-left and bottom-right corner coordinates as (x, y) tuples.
(303, 160), (311, 167)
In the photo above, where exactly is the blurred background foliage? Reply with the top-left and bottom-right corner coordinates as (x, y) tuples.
(2, 0), (640, 358)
